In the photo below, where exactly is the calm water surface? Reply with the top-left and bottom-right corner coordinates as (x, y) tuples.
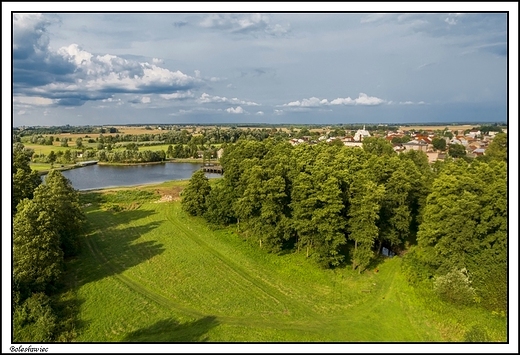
(59, 162), (221, 190)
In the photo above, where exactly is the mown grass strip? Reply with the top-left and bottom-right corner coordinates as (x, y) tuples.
(68, 190), (506, 342)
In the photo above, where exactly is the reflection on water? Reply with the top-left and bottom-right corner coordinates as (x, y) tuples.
(58, 162), (221, 190)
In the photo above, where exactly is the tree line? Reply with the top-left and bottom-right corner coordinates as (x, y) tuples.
(12, 144), (85, 341)
(182, 136), (507, 312)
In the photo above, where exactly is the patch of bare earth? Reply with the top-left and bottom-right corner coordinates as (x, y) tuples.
(153, 186), (183, 203)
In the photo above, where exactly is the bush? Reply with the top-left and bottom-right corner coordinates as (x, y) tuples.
(401, 247), (434, 285)
(433, 268), (476, 305)
(102, 203), (123, 212)
(104, 190), (156, 203)
(474, 263), (507, 312)
(14, 293), (57, 342)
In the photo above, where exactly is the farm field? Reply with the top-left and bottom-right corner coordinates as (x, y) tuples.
(398, 125), (474, 131)
(61, 182), (507, 343)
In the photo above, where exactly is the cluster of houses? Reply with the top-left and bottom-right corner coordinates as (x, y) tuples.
(289, 126), (505, 163)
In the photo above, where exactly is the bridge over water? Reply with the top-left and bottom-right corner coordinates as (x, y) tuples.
(202, 165), (223, 174)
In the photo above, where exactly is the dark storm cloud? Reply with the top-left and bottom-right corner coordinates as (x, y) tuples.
(13, 14), (77, 88)
(12, 13), (199, 108)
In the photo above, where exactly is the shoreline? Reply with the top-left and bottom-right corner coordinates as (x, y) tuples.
(79, 179), (192, 193)
(37, 164), (85, 176)
(97, 161), (165, 166)
(36, 159), (217, 173)
(78, 175), (222, 193)
(96, 159), (215, 166)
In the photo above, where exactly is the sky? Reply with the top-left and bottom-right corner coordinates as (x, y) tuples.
(5, 3), (517, 127)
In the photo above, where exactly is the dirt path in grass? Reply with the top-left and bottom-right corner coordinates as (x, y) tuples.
(83, 215), (330, 334)
(85, 203), (422, 341)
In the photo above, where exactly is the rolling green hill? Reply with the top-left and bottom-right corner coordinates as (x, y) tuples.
(59, 183), (506, 342)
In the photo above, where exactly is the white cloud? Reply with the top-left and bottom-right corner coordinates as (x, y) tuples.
(101, 97), (122, 103)
(141, 97), (151, 104)
(194, 70), (201, 78)
(169, 107), (227, 116)
(57, 44), (93, 66)
(17, 110), (26, 115)
(199, 93), (226, 103)
(351, 93), (386, 105)
(284, 97), (326, 107)
(330, 97), (354, 105)
(152, 57), (163, 64)
(445, 17), (457, 26)
(399, 100), (428, 105)
(17, 41), (199, 106)
(13, 96), (56, 106)
(284, 93), (386, 107)
(226, 106), (245, 114)
(198, 93), (259, 106)
(445, 13), (464, 26)
(160, 91), (195, 100)
(256, 111), (264, 115)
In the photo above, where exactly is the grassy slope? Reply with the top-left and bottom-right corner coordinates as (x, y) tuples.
(63, 185), (506, 342)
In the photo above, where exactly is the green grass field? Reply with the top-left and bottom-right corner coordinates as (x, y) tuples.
(60, 182), (507, 342)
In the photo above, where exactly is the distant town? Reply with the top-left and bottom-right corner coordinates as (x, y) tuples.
(13, 122), (507, 166)
(287, 124), (507, 163)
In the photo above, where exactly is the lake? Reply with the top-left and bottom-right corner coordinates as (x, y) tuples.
(58, 162), (222, 190)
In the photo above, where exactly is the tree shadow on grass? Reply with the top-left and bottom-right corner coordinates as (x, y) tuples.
(73, 208), (166, 287)
(123, 316), (220, 342)
(52, 294), (89, 342)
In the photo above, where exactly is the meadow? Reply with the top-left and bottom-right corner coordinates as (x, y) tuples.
(59, 181), (507, 342)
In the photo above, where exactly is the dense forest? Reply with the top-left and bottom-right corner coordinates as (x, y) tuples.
(12, 144), (85, 341)
(182, 136), (507, 312)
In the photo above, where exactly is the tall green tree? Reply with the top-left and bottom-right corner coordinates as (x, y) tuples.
(12, 144), (41, 214)
(362, 137), (396, 157)
(204, 180), (237, 225)
(63, 149), (72, 163)
(485, 133), (507, 162)
(47, 151), (57, 165)
(181, 170), (211, 216)
(167, 144), (174, 158)
(13, 198), (63, 296)
(291, 146), (348, 267)
(347, 176), (384, 272)
(413, 160), (507, 310)
(75, 138), (83, 148)
(35, 171), (85, 256)
(432, 137), (447, 151)
(448, 143), (466, 158)
(13, 143), (33, 173)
